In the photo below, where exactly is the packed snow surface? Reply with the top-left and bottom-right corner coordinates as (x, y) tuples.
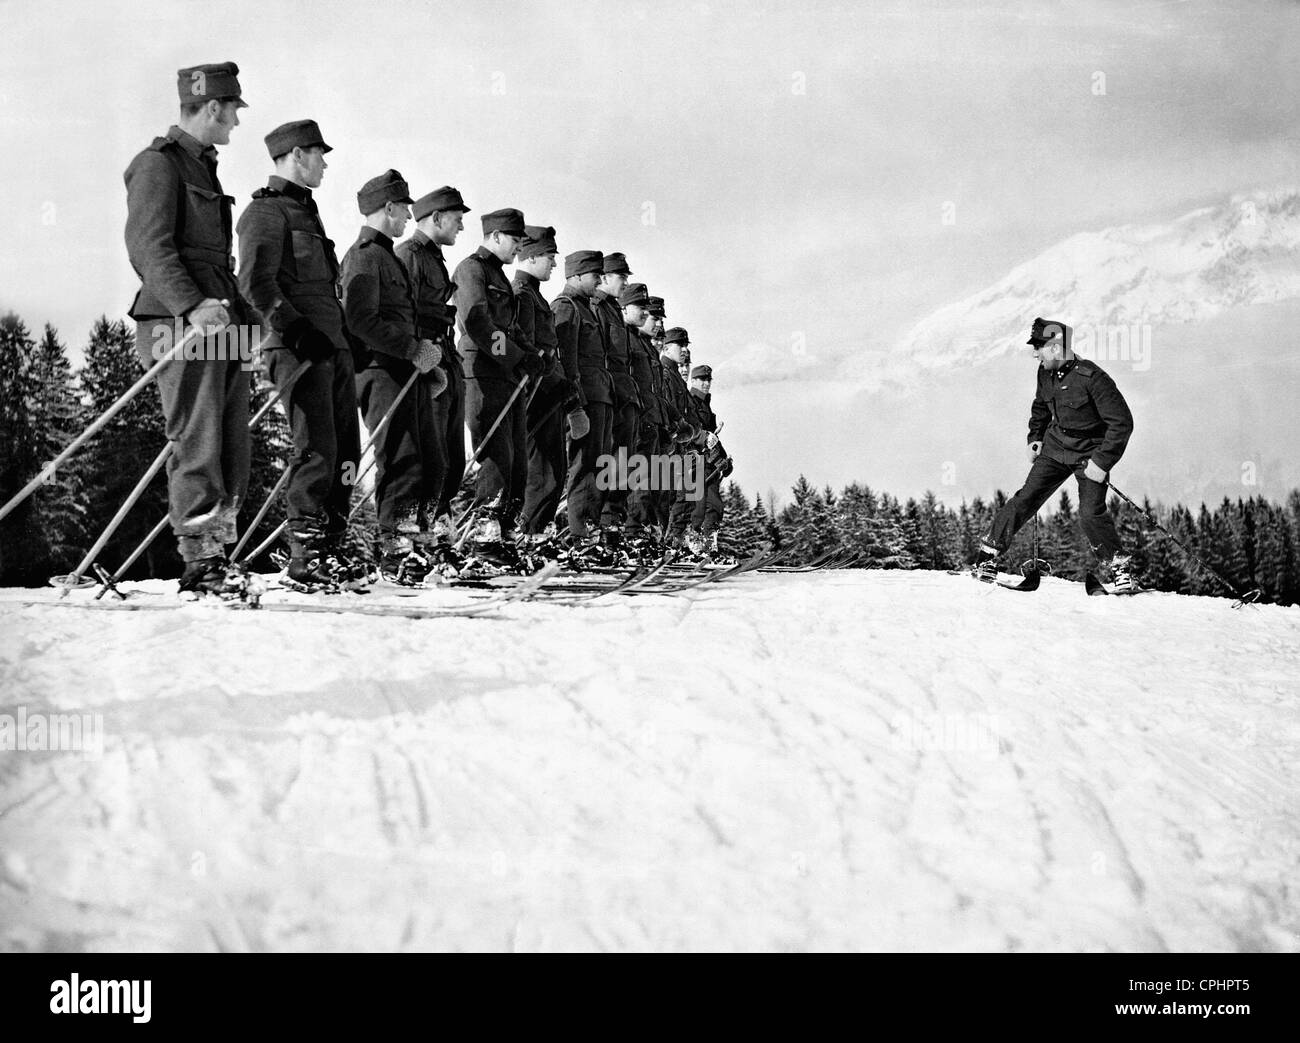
(1, 570), (1297, 952)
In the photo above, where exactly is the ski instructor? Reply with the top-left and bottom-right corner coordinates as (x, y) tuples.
(971, 318), (1137, 591)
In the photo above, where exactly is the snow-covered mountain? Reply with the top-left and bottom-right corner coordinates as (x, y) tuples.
(724, 189), (1300, 509)
(880, 188), (1300, 377)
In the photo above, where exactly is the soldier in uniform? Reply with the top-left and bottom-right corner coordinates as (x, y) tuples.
(591, 253), (641, 543)
(124, 61), (253, 594)
(395, 185), (471, 561)
(686, 364), (725, 553)
(511, 225), (582, 541)
(551, 250), (609, 543)
(340, 170), (443, 583)
(452, 208), (544, 563)
(236, 119), (363, 590)
(619, 283), (660, 549)
(973, 318), (1138, 590)
(637, 292), (670, 535)
(659, 328), (708, 548)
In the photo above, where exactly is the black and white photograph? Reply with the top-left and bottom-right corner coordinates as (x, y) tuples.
(0, 0), (1297, 991)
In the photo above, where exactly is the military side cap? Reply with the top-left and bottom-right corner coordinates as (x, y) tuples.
(602, 252), (631, 276)
(663, 327), (690, 346)
(177, 62), (247, 107)
(482, 208), (526, 237)
(413, 186), (470, 221)
(1027, 316), (1066, 347)
(265, 119), (331, 159)
(691, 364), (713, 380)
(357, 169), (413, 214)
(518, 224), (558, 259)
(647, 295), (665, 318)
(619, 283), (650, 308)
(565, 250), (604, 277)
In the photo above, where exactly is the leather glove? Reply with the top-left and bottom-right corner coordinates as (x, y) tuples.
(285, 318), (335, 363)
(424, 363), (449, 399)
(566, 407), (591, 440)
(412, 338), (440, 374)
(1083, 459), (1108, 484)
(520, 352), (547, 379)
(1027, 440), (1042, 464)
(187, 297), (231, 336)
(560, 381), (584, 413)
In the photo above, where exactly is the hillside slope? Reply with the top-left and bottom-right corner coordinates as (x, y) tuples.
(1, 571), (1297, 952)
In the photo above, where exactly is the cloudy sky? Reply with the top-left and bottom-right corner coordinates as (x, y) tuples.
(2, 0), (1298, 496)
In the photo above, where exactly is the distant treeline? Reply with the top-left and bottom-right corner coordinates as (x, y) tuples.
(722, 475), (1300, 605)
(3, 311), (1298, 605)
(0, 313), (291, 586)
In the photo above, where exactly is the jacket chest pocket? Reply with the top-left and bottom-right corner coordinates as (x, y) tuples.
(290, 229), (334, 282)
(183, 182), (230, 248)
(486, 283), (514, 319)
(1053, 388), (1094, 424)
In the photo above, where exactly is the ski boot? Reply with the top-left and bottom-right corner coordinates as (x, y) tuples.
(377, 526), (432, 587)
(558, 530), (610, 571)
(461, 516), (518, 576)
(416, 514), (463, 583)
(179, 555), (264, 604)
(327, 527), (379, 587)
(1107, 553), (1139, 594)
(684, 526), (707, 558)
(969, 545), (1000, 584)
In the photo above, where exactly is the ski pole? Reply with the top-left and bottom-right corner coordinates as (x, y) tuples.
(55, 444), (171, 597)
(93, 357), (309, 597)
(228, 463), (297, 562)
(449, 375), (531, 542)
(239, 367), (421, 565)
(1107, 482), (1261, 607)
(0, 318), (215, 524)
(467, 374), (530, 471)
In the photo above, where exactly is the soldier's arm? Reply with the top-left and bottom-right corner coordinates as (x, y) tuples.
(1090, 372), (1134, 472)
(1028, 378), (1050, 444)
(551, 299), (587, 407)
(511, 285), (537, 355)
(236, 203), (304, 333)
(341, 252), (417, 361)
(124, 152), (206, 317)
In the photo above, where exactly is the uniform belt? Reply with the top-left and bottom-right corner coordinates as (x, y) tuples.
(291, 282), (342, 299)
(178, 245), (235, 270)
(1055, 423), (1104, 438)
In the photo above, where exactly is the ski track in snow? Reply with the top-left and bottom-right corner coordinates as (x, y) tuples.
(0, 571), (1297, 952)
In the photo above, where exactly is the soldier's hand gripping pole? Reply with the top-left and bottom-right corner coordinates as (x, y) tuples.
(239, 366), (422, 566)
(1107, 481), (1261, 608)
(92, 356), (309, 598)
(0, 317), (218, 525)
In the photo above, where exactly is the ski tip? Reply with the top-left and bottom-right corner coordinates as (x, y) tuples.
(1084, 572), (1109, 596)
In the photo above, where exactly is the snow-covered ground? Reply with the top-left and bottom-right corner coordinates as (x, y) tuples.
(1, 570), (1297, 952)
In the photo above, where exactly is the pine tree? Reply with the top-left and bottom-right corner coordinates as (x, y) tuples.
(242, 366), (294, 566)
(75, 317), (175, 579)
(778, 475), (835, 564)
(29, 324), (87, 575)
(0, 313), (42, 583)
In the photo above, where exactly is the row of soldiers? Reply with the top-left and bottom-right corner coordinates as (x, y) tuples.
(123, 62), (726, 592)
